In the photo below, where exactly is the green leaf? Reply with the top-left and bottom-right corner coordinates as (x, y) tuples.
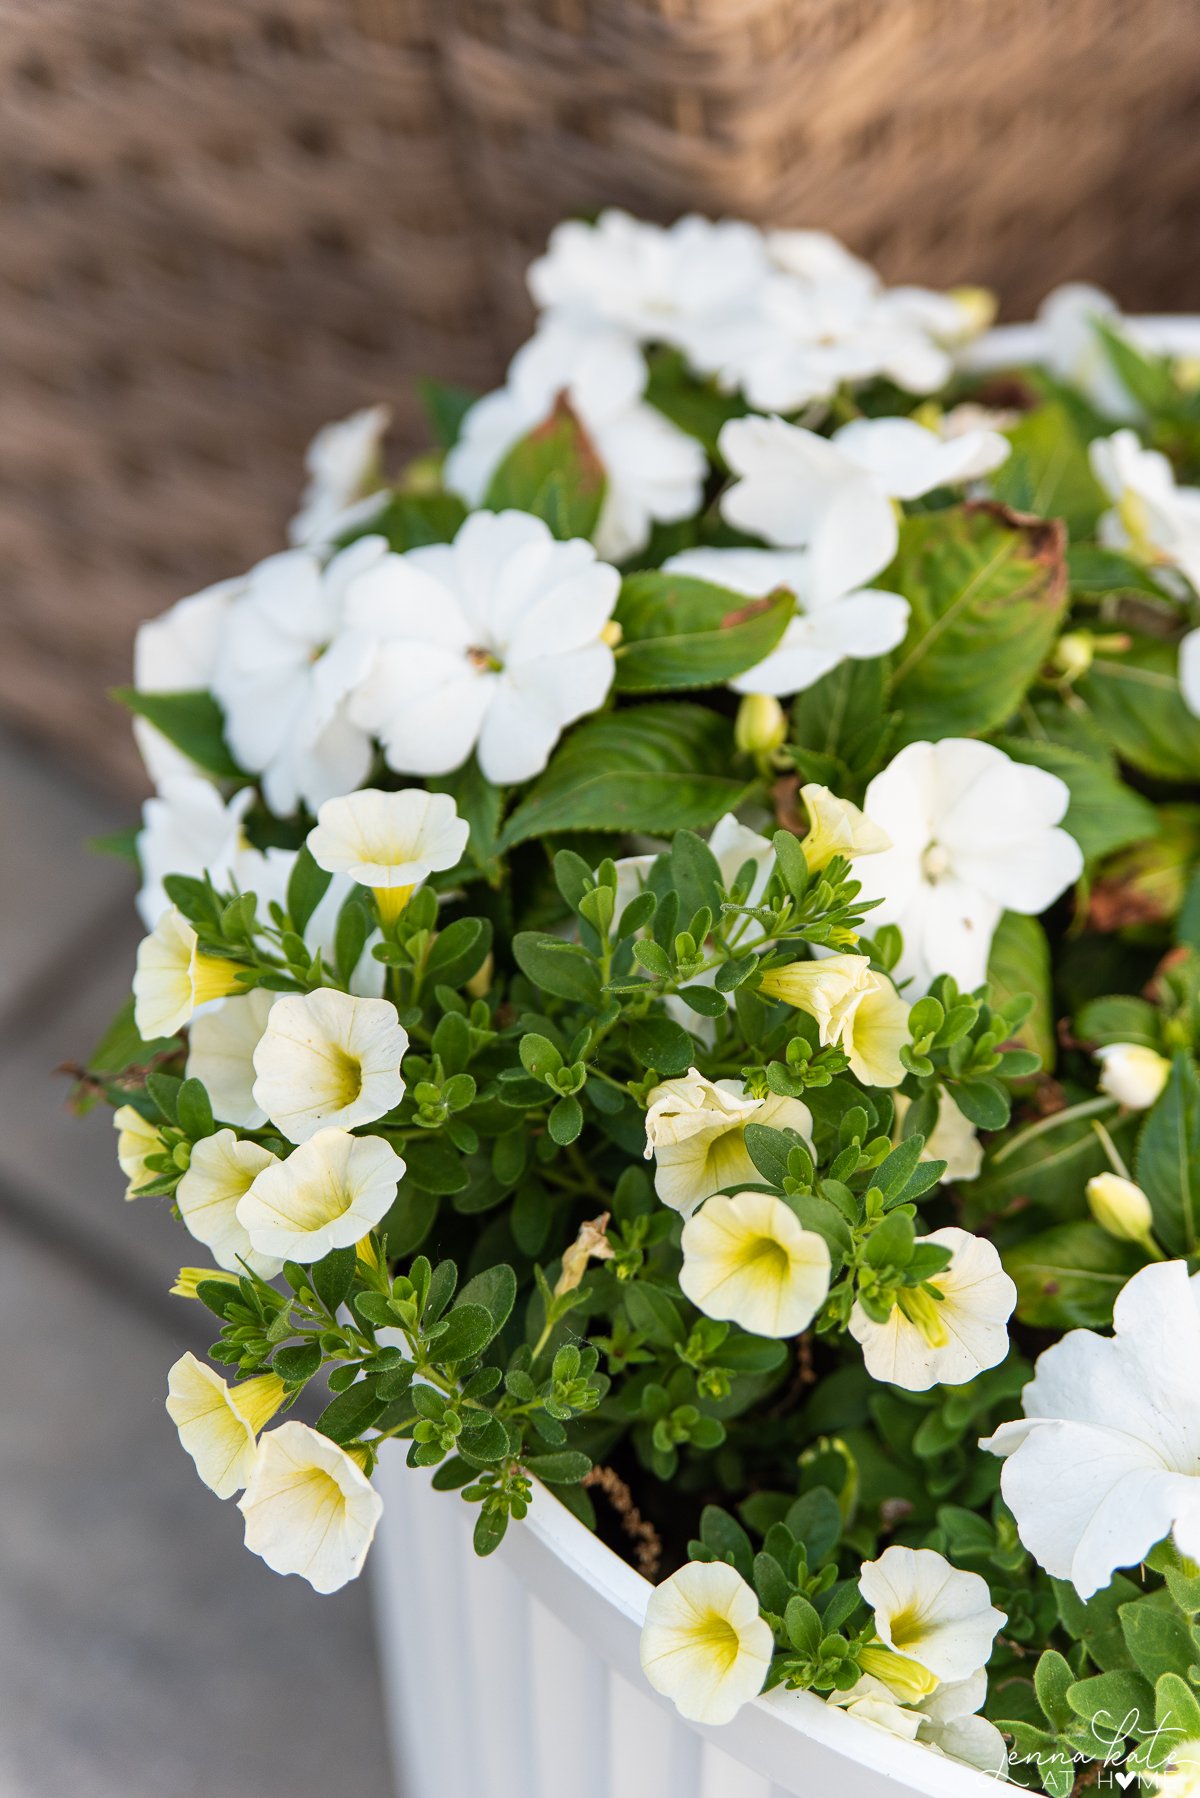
(312, 1246), (357, 1314)
(1120, 1595), (1200, 1686)
(404, 1139), (469, 1197)
(643, 347), (746, 459)
(992, 401), (1108, 537)
(512, 932), (602, 1006)
(483, 396), (605, 540)
(455, 1265), (517, 1337)
(1003, 1222), (1144, 1328)
(334, 891), (372, 985)
(424, 916), (493, 989)
(273, 1342), (323, 1384)
(433, 1303), (495, 1363)
(997, 736), (1159, 866)
(473, 1507), (509, 1556)
(429, 759), (501, 879)
(1034, 1649), (1077, 1733)
(1076, 640), (1200, 783)
(176, 1077), (214, 1141)
(354, 489), (468, 552)
(1156, 1672), (1200, 1745)
(500, 704), (753, 849)
(786, 1487), (843, 1564)
(971, 1107), (1135, 1221)
(315, 1378), (385, 1445)
(548, 1095), (584, 1145)
(613, 572), (794, 693)
(1067, 543), (1174, 600)
(698, 1505), (755, 1581)
(791, 657), (894, 784)
(1136, 1054), (1200, 1256)
(624, 1282), (685, 1348)
(986, 911), (1055, 1073)
(627, 1016), (694, 1075)
(524, 1450), (592, 1485)
(113, 687), (244, 780)
(1075, 994), (1162, 1050)
(286, 846), (333, 933)
(886, 503), (1068, 744)
(382, 1185), (438, 1257)
(1055, 1573), (1140, 1671)
(1066, 1668), (1155, 1729)
(417, 378), (478, 450)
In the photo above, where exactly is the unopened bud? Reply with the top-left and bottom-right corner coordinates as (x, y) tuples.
(735, 692), (787, 757)
(1052, 631), (1095, 682)
(1095, 1042), (1171, 1110)
(1174, 356), (1200, 394)
(1086, 1173), (1155, 1246)
(948, 285), (998, 339)
(465, 952), (494, 1000)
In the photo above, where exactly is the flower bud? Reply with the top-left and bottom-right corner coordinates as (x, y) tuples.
(1052, 631), (1095, 682)
(1086, 1173), (1155, 1245)
(948, 285), (998, 339)
(1095, 1042), (1171, 1110)
(734, 692), (787, 757)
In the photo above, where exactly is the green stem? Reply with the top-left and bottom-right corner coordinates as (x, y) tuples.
(989, 1095), (1117, 1166)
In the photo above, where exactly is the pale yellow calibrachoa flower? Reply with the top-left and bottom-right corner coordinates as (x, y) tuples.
(113, 1104), (163, 1201)
(238, 1420), (383, 1593)
(236, 1126), (404, 1262)
(639, 1559), (774, 1724)
(186, 989), (277, 1129)
(175, 1128), (282, 1277)
(799, 783), (891, 872)
(132, 907), (249, 1040)
(642, 1068), (812, 1216)
(306, 787), (470, 923)
(679, 1191), (831, 1337)
(758, 953), (909, 1087)
(165, 1351), (286, 1500)
(858, 1545), (1005, 1689)
(849, 1225), (1016, 1391)
(1147, 1739), (1200, 1795)
(251, 986), (409, 1144)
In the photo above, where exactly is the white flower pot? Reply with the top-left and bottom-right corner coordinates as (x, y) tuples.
(373, 1455), (998, 1798)
(370, 312), (1200, 1798)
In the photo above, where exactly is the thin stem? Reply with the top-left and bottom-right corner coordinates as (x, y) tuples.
(989, 1095), (1117, 1166)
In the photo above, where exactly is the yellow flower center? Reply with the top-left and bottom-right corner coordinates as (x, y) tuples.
(898, 1284), (950, 1349)
(326, 1045), (365, 1110)
(742, 1234), (792, 1282)
(690, 1610), (742, 1673)
(858, 1642), (939, 1701)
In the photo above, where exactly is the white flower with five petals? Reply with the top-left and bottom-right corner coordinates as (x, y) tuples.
(251, 988), (408, 1144)
(849, 1226), (1016, 1392)
(238, 1420), (382, 1593)
(346, 510), (619, 785)
(643, 1068), (812, 1216)
(307, 788), (469, 922)
(237, 1126), (404, 1263)
(175, 1128), (282, 1277)
(639, 1559), (774, 1724)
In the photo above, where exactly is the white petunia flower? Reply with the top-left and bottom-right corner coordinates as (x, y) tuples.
(210, 536), (386, 816)
(238, 1420), (383, 1593)
(289, 404), (390, 550)
(251, 988), (408, 1143)
(166, 1352), (286, 1500)
(443, 319), (707, 560)
(831, 415), (1010, 499)
(758, 954), (910, 1088)
(850, 1226), (1016, 1391)
(718, 415), (900, 601)
(1037, 283), (1139, 419)
(133, 908), (249, 1041)
(893, 1090), (983, 1184)
(639, 1559), (774, 1725)
(982, 1260), (1200, 1599)
(1182, 628), (1200, 719)
(1090, 430), (1200, 593)
(643, 1068), (813, 1216)
(679, 1190), (831, 1337)
(855, 739), (1084, 994)
(186, 989), (277, 1129)
(175, 1129), (282, 1277)
(527, 209), (770, 375)
(136, 776), (256, 930)
(307, 788), (469, 922)
(236, 1126), (404, 1262)
(346, 509), (619, 786)
(859, 1545), (1006, 1688)
(132, 579), (239, 788)
(113, 1105), (164, 1200)
(663, 545), (909, 698)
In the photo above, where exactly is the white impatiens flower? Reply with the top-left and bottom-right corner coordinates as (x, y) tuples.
(238, 1420), (383, 1593)
(719, 416), (901, 604)
(982, 1260), (1200, 1599)
(307, 788), (469, 922)
(798, 783), (892, 873)
(859, 1545), (1005, 1694)
(758, 954), (910, 1089)
(643, 1068), (813, 1216)
(113, 1105), (163, 1200)
(831, 415), (1010, 500)
(527, 209), (770, 373)
(175, 1129), (282, 1278)
(850, 1226), (1016, 1391)
(1037, 283), (1139, 420)
(663, 545), (909, 698)
(639, 1559), (774, 1725)
(855, 739), (1084, 994)
(444, 319), (707, 561)
(236, 1126), (404, 1262)
(186, 989), (277, 1129)
(1182, 628), (1200, 719)
(289, 404), (390, 550)
(679, 1190), (831, 1337)
(251, 988), (408, 1143)
(893, 1090), (983, 1184)
(136, 776), (256, 930)
(133, 908), (249, 1041)
(166, 1352), (286, 1500)
(1090, 429), (1200, 593)
(346, 509), (619, 785)
(132, 578), (239, 788)
(210, 536), (386, 816)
